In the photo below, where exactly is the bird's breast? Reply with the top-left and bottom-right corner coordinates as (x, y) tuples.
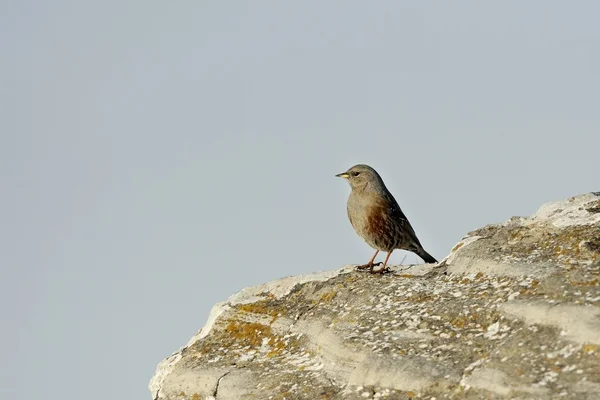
(347, 193), (393, 239)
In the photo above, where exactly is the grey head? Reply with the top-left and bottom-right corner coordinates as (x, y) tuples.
(335, 164), (388, 194)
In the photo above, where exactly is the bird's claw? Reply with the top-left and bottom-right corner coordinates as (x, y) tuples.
(370, 266), (392, 275)
(356, 262), (382, 270)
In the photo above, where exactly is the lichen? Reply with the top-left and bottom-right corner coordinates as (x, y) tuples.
(236, 301), (283, 323)
(452, 242), (464, 252)
(319, 291), (337, 302)
(224, 320), (273, 347)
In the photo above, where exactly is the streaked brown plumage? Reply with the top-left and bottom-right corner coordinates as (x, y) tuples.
(336, 164), (437, 274)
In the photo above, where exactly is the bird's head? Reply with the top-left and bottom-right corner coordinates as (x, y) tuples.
(335, 164), (385, 193)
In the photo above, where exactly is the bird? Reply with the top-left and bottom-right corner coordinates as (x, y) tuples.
(336, 164), (438, 274)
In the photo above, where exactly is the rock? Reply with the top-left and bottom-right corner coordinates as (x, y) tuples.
(149, 193), (600, 400)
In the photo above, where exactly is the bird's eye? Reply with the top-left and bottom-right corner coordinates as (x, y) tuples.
(351, 171), (360, 177)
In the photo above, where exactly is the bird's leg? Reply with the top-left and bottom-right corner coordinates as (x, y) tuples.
(356, 250), (381, 271)
(373, 251), (393, 274)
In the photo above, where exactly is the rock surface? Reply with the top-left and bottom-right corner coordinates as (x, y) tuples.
(150, 193), (600, 400)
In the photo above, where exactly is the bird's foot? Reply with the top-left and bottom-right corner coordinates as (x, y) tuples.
(371, 265), (392, 275)
(356, 262), (382, 271)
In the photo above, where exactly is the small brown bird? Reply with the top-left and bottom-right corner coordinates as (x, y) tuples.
(336, 164), (437, 274)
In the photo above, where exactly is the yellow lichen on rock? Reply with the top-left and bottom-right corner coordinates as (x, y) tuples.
(224, 320), (273, 347)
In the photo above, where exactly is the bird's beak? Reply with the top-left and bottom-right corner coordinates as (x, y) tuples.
(335, 172), (350, 179)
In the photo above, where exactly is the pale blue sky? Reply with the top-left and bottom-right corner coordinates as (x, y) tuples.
(1, 2), (599, 399)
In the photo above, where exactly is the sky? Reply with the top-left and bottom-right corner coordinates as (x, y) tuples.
(1, 1), (599, 399)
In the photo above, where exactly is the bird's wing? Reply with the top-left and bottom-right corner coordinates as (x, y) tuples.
(386, 195), (423, 248)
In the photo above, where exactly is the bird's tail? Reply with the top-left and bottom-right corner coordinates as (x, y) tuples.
(417, 248), (438, 264)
